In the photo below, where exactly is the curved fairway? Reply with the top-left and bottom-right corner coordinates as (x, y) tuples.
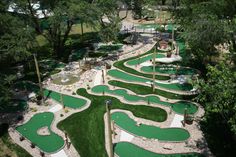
(112, 112), (190, 141)
(126, 53), (165, 66)
(44, 89), (87, 109)
(115, 142), (203, 157)
(141, 65), (199, 75)
(108, 69), (193, 91)
(16, 112), (64, 153)
(92, 85), (198, 114)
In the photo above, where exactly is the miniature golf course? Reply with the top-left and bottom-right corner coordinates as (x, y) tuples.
(126, 53), (165, 66)
(141, 65), (199, 75)
(92, 85), (198, 114)
(114, 142), (203, 157)
(112, 112), (190, 141)
(16, 112), (64, 153)
(13, 32), (202, 156)
(107, 69), (193, 91)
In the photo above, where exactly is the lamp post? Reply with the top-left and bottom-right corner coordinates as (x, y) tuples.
(105, 99), (113, 157)
(33, 53), (44, 104)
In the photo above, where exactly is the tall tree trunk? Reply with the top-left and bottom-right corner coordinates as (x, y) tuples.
(162, 0), (166, 5)
(81, 21), (84, 42)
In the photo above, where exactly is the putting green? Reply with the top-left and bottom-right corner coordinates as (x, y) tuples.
(15, 82), (87, 109)
(16, 112), (64, 153)
(44, 90), (87, 109)
(115, 142), (203, 157)
(107, 69), (193, 91)
(127, 53), (165, 66)
(112, 112), (190, 141)
(141, 65), (198, 75)
(92, 85), (198, 114)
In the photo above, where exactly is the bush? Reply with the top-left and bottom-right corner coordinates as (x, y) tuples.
(30, 107), (37, 112)
(64, 108), (69, 113)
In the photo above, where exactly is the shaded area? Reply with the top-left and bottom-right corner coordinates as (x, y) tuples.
(92, 85), (198, 114)
(58, 88), (167, 157)
(200, 112), (236, 157)
(112, 112), (190, 141)
(115, 142), (204, 157)
(16, 112), (64, 153)
(108, 69), (193, 91)
(0, 123), (32, 157)
(0, 100), (28, 113)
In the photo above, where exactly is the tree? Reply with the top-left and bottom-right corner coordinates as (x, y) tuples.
(197, 61), (236, 133)
(0, 0), (34, 110)
(196, 61), (236, 156)
(95, 0), (124, 42)
(13, 0), (99, 58)
(174, 0), (236, 66)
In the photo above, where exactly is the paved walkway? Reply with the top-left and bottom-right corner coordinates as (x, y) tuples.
(170, 114), (184, 128)
(51, 150), (67, 157)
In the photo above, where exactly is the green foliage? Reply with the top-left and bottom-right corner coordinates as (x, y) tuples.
(197, 62), (236, 134)
(0, 123), (32, 157)
(175, 0), (236, 65)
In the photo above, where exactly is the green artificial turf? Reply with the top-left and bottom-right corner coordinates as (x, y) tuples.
(112, 112), (190, 141)
(14, 82), (87, 109)
(44, 89), (87, 109)
(107, 69), (193, 91)
(108, 80), (196, 100)
(115, 142), (204, 157)
(141, 65), (198, 75)
(16, 112), (64, 153)
(92, 85), (198, 114)
(58, 88), (167, 157)
(113, 49), (170, 80)
(126, 53), (165, 66)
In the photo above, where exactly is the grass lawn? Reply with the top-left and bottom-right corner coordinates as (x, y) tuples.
(108, 80), (196, 100)
(0, 124), (32, 157)
(58, 88), (167, 157)
(114, 49), (170, 81)
(70, 23), (98, 35)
